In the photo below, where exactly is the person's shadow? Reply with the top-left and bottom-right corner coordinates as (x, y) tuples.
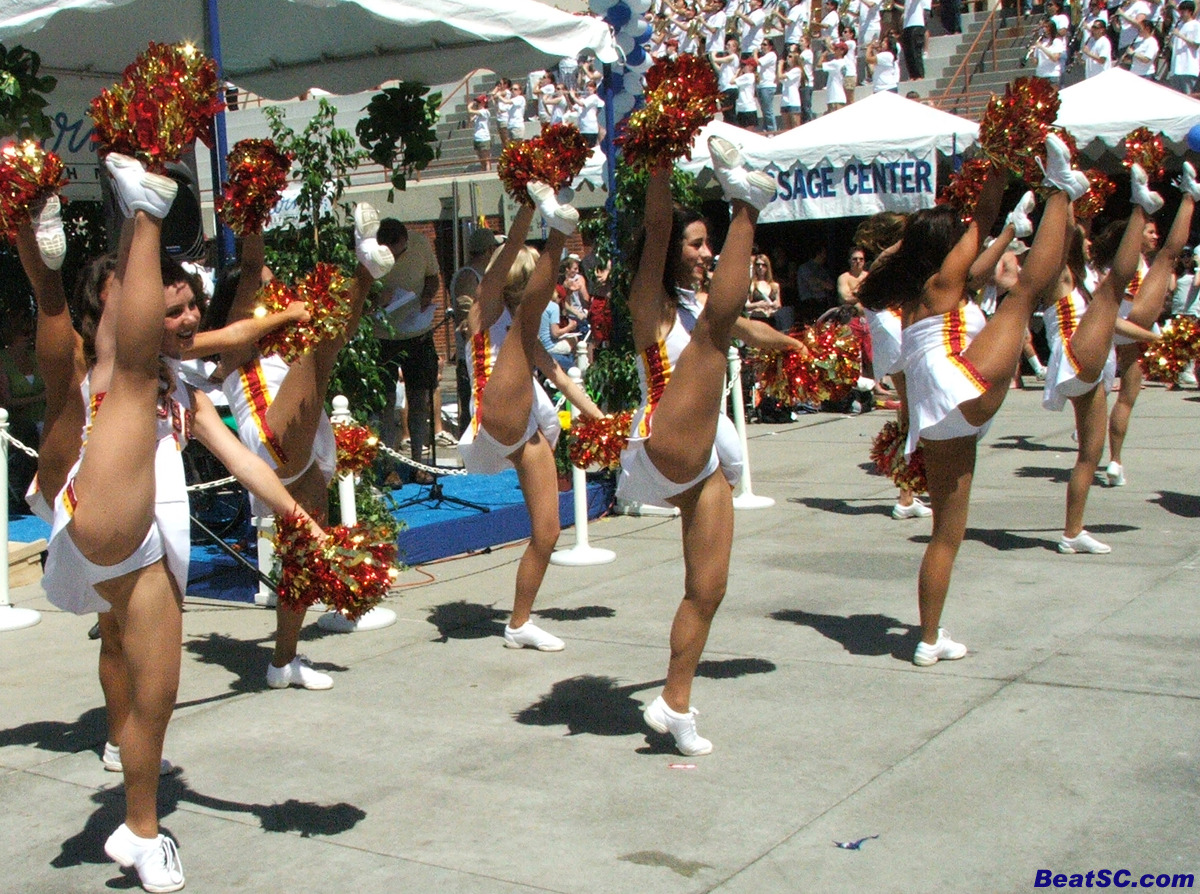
(788, 497), (893, 517)
(1149, 490), (1200, 518)
(52, 772), (366, 874)
(989, 435), (1066, 453)
(425, 600), (508, 642)
(184, 632), (347, 694)
(0, 707), (107, 753)
(513, 658), (776, 753)
(770, 609), (920, 659)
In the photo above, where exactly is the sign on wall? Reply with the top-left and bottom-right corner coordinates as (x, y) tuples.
(759, 150), (938, 223)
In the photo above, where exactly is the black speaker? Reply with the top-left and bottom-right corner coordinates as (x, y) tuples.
(99, 157), (207, 261)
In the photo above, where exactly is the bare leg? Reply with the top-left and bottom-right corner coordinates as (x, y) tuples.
(1070, 207), (1145, 381)
(1065, 386), (1108, 537)
(97, 611), (131, 749)
(916, 437), (975, 645)
(1128, 196), (1194, 328)
(271, 461), (329, 668)
(507, 432), (561, 627)
(661, 469), (735, 712)
(961, 192), (1070, 426)
(1108, 346), (1141, 465)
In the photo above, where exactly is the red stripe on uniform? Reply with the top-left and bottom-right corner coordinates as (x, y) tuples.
(239, 361), (288, 465)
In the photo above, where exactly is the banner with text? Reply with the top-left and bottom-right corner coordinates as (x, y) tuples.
(758, 148), (939, 223)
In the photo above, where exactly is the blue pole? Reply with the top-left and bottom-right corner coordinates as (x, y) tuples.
(600, 61), (618, 251)
(206, 0), (234, 267)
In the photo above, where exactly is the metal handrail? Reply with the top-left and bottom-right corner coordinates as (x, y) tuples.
(934, 1), (1026, 111)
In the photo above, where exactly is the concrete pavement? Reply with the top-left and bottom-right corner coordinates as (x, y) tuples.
(2, 384), (1198, 893)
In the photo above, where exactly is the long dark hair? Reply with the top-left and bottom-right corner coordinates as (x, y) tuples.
(857, 206), (967, 311)
(76, 254), (118, 369)
(630, 203), (709, 298)
(204, 264), (242, 332)
(1088, 217), (1128, 271)
(1065, 224), (1092, 303)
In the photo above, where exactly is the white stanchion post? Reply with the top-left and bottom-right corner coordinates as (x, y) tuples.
(727, 346), (775, 510)
(549, 367), (615, 567)
(573, 337), (589, 375)
(253, 515), (277, 607)
(318, 395), (397, 632)
(0, 408), (42, 631)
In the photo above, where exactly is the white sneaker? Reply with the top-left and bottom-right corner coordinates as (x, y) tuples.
(1037, 134), (1089, 201)
(356, 236), (394, 280)
(1006, 190), (1036, 239)
(104, 153), (178, 219)
(33, 195), (66, 270)
(527, 181), (579, 235)
(1106, 461), (1125, 487)
(1130, 163), (1165, 215)
(708, 136), (777, 210)
(1178, 367), (1198, 387)
(104, 823), (186, 893)
(1058, 530), (1111, 554)
(102, 742), (174, 776)
(892, 498), (932, 519)
(644, 695), (713, 756)
(912, 628), (967, 666)
(352, 201), (380, 242)
(503, 621), (565, 651)
(1177, 161), (1200, 202)
(266, 654), (333, 690)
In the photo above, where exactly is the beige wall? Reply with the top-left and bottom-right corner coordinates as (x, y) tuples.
(538, 0), (589, 11)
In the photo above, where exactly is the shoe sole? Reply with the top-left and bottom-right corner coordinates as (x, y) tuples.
(503, 638), (565, 651)
(1058, 544), (1111, 555)
(708, 137), (743, 170)
(354, 204), (380, 239)
(643, 710), (712, 755)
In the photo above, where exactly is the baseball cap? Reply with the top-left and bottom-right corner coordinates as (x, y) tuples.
(468, 228), (502, 255)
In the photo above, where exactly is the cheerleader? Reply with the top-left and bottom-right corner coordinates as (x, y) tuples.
(459, 183), (602, 650)
(858, 134), (1087, 666)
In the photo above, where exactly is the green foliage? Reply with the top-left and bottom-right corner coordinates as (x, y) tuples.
(328, 468), (407, 544)
(0, 44), (56, 139)
(356, 84), (441, 199)
(554, 428), (572, 478)
(261, 99), (389, 419)
(583, 347), (641, 413)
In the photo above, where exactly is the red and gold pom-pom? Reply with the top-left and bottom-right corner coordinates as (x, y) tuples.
(1076, 168), (1116, 221)
(89, 42), (224, 168)
(747, 323), (862, 406)
(978, 76), (1060, 184)
(1141, 315), (1200, 382)
(938, 157), (998, 221)
(0, 141), (67, 242)
(215, 139), (294, 236)
(616, 53), (719, 169)
(869, 420), (928, 493)
(497, 122), (590, 206)
(274, 512), (399, 619)
(254, 280), (305, 362)
(334, 423), (381, 475)
(1122, 126), (1166, 181)
(297, 262), (352, 345)
(567, 410), (633, 470)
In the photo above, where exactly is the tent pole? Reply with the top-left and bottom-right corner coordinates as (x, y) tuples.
(206, 0), (234, 269)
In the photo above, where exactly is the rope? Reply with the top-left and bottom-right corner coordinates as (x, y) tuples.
(377, 441), (468, 476)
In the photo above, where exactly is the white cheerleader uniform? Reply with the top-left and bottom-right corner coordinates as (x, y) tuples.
(1112, 258), (1148, 347)
(25, 375), (92, 524)
(1042, 290), (1117, 412)
(898, 303), (992, 457)
(865, 307), (903, 378)
(457, 307), (561, 476)
(221, 353), (335, 516)
(42, 364), (194, 614)
(616, 290), (744, 508)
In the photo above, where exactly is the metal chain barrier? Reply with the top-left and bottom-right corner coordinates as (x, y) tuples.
(377, 441), (468, 477)
(0, 428), (40, 461)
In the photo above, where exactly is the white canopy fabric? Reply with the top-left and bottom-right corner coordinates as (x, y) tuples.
(0, 0), (618, 99)
(1056, 68), (1200, 148)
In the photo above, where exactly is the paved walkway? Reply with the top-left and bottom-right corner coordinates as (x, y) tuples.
(3, 384), (1198, 893)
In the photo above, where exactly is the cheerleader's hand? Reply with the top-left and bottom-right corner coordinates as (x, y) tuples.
(284, 301), (312, 324)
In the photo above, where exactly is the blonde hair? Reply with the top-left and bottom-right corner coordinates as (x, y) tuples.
(486, 244), (539, 306)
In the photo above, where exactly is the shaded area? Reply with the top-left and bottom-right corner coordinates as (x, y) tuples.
(534, 605), (616, 622)
(788, 497), (892, 517)
(989, 435), (1066, 452)
(771, 609), (919, 659)
(1013, 465), (1073, 484)
(618, 851), (712, 878)
(1149, 490), (1200, 518)
(184, 632), (347, 693)
(53, 773), (366, 872)
(425, 600), (508, 642)
(0, 707), (106, 753)
(909, 528), (1053, 552)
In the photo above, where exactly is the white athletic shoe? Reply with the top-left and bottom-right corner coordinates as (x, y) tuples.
(266, 654), (333, 690)
(503, 621), (565, 651)
(101, 742), (174, 776)
(912, 628), (967, 666)
(352, 201), (380, 242)
(104, 153), (178, 219)
(892, 498), (932, 519)
(356, 236), (394, 280)
(1177, 161), (1200, 203)
(1130, 163), (1165, 215)
(104, 823), (185, 893)
(33, 195), (66, 270)
(1037, 134), (1089, 201)
(1058, 530), (1111, 554)
(1005, 190), (1036, 239)
(709, 135), (778, 211)
(1106, 460), (1126, 487)
(527, 181), (579, 235)
(644, 695), (713, 756)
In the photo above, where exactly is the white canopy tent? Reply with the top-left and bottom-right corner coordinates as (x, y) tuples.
(1056, 68), (1200, 151)
(0, 0), (617, 99)
(679, 92), (978, 221)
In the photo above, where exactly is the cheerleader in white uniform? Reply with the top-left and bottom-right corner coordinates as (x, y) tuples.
(624, 138), (799, 756)
(1099, 164), (1200, 487)
(460, 182), (602, 651)
(858, 134), (1087, 667)
(42, 154), (321, 894)
(1042, 166), (1174, 554)
(205, 213), (393, 689)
